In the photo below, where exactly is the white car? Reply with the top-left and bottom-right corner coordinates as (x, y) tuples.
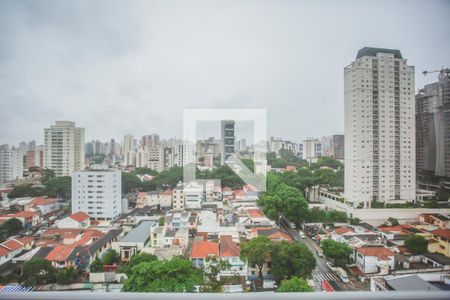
(326, 261), (336, 271)
(299, 231), (306, 239)
(335, 267), (349, 283)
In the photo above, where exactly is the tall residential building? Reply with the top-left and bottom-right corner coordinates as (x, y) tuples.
(142, 134), (160, 149)
(26, 146), (45, 169)
(44, 121), (85, 176)
(0, 145), (24, 185)
(123, 134), (134, 155)
(72, 168), (122, 220)
(321, 136), (333, 157)
(221, 120), (235, 164)
(302, 138), (321, 160)
(416, 70), (450, 181)
(344, 47), (415, 207)
(332, 134), (345, 160)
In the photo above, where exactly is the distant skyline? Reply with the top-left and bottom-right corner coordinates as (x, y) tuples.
(1, 0), (450, 145)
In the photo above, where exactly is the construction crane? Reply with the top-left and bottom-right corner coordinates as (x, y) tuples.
(422, 67), (450, 76)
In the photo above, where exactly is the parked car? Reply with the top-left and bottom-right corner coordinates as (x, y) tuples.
(299, 231), (306, 239)
(289, 222), (296, 229)
(335, 267), (349, 283)
(316, 250), (323, 257)
(326, 261), (336, 271)
(311, 235), (317, 241)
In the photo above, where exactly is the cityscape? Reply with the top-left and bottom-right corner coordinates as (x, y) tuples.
(0, 0), (449, 299)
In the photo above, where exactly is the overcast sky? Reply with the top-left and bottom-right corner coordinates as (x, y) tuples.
(1, 0), (449, 146)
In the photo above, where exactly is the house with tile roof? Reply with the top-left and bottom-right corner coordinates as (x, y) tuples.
(0, 211), (40, 228)
(57, 211), (91, 229)
(25, 197), (59, 216)
(0, 237), (35, 267)
(355, 246), (395, 275)
(428, 228), (450, 257)
(219, 235), (246, 278)
(190, 240), (219, 268)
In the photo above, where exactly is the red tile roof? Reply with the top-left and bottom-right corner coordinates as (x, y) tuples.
(233, 190), (246, 197)
(0, 247), (10, 257)
(29, 197), (57, 206)
(356, 247), (394, 260)
(190, 241), (219, 258)
(46, 245), (75, 261)
(0, 211), (39, 219)
(69, 211), (90, 222)
(1, 239), (24, 251)
(219, 235), (240, 257)
(334, 227), (354, 235)
(247, 209), (265, 218)
(378, 224), (414, 233)
(432, 228), (450, 239)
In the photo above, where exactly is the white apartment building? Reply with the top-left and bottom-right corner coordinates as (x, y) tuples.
(221, 120), (235, 165)
(44, 121), (85, 176)
(72, 168), (122, 220)
(302, 138), (321, 160)
(0, 145), (23, 186)
(184, 181), (204, 209)
(344, 47), (415, 208)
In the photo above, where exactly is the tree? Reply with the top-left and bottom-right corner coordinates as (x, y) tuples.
(201, 257), (231, 292)
(90, 256), (103, 273)
(405, 235), (428, 255)
(41, 169), (56, 184)
(349, 217), (361, 225)
(132, 168), (158, 176)
(123, 256), (203, 292)
(121, 253), (158, 275)
(7, 184), (44, 198)
(321, 239), (352, 268)
(277, 277), (313, 292)
(56, 267), (79, 285)
(387, 217), (399, 226)
(102, 249), (120, 265)
(43, 176), (71, 198)
(0, 218), (23, 240)
(22, 258), (55, 286)
(240, 236), (273, 281)
(271, 242), (316, 281)
(122, 172), (142, 193)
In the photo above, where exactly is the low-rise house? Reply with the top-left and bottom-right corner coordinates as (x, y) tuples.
(45, 244), (77, 269)
(112, 220), (156, 261)
(136, 190), (173, 209)
(252, 228), (293, 243)
(371, 274), (440, 291)
(219, 235), (246, 279)
(57, 211), (90, 229)
(0, 211), (40, 228)
(164, 212), (192, 231)
(0, 237), (34, 267)
(25, 197), (59, 216)
(190, 240), (219, 268)
(172, 182), (185, 210)
(419, 213), (450, 229)
(355, 246), (395, 275)
(184, 182), (204, 210)
(428, 229), (450, 257)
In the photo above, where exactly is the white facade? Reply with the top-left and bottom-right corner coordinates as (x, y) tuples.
(344, 48), (415, 207)
(72, 169), (122, 220)
(0, 145), (23, 186)
(148, 146), (164, 172)
(184, 182), (204, 209)
(44, 121), (85, 177)
(302, 138), (321, 160)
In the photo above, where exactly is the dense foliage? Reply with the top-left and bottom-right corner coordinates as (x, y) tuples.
(0, 218), (22, 241)
(405, 235), (428, 255)
(56, 267), (79, 285)
(321, 239), (352, 268)
(21, 258), (55, 286)
(277, 277), (313, 292)
(240, 236), (273, 281)
(271, 242), (316, 280)
(123, 256), (203, 292)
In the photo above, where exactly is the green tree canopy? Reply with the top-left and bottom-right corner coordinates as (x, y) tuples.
(90, 256), (103, 273)
(0, 218), (23, 241)
(102, 249), (120, 265)
(123, 256), (203, 292)
(56, 267), (79, 285)
(21, 258), (55, 286)
(240, 236), (273, 281)
(321, 239), (352, 268)
(405, 235), (428, 255)
(7, 184), (44, 198)
(277, 277), (313, 292)
(41, 169), (56, 184)
(43, 176), (71, 198)
(271, 242), (316, 280)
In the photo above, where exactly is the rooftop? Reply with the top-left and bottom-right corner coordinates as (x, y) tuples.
(190, 240), (219, 258)
(356, 47), (403, 59)
(386, 275), (439, 291)
(121, 221), (155, 243)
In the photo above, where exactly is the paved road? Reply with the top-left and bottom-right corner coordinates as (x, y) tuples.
(281, 222), (352, 292)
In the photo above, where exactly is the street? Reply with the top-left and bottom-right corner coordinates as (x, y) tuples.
(280, 222), (354, 292)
